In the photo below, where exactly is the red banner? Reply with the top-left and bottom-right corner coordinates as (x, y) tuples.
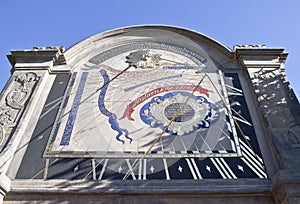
(119, 85), (212, 121)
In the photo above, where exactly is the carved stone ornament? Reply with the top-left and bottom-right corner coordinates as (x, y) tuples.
(0, 125), (4, 148)
(6, 72), (38, 109)
(0, 72), (39, 150)
(253, 68), (278, 81)
(0, 108), (17, 127)
(249, 68), (298, 127)
(126, 50), (162, 68)
(287, 124), (300, 148)
(234, 44), (266, 48)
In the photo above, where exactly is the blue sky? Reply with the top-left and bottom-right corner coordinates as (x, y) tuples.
(0, 0), (299, 99)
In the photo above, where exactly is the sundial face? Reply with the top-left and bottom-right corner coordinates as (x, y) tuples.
(46, 42), (240, 161)
(15, 40), (267, 181)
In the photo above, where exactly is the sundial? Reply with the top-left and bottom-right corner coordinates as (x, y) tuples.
(36, 41), (266, 180)
(11, 34), (267, 181)
(2, 25), (297, 204)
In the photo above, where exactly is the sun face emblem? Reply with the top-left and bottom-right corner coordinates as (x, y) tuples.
(126, 50), (162, 68)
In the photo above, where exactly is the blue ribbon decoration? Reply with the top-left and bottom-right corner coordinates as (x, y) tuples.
(60, 72), (88, 146)
(98, 69), (132, 145)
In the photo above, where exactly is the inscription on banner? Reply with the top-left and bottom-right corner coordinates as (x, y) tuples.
(120, 85), (212, 121)
(88, 41), (207, 65)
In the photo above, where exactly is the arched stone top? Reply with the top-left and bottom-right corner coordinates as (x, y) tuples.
(64, 25), (236, 71)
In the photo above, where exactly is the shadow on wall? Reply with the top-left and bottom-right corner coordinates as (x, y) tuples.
(251, 67), (300, 168)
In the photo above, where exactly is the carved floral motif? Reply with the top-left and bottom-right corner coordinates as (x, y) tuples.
(0, 108), (17, 126)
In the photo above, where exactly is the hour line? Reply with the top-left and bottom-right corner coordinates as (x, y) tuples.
(190, 158), (202, 179)
(185, 158), (203, 180)
(123, 74), (182, 92)
(163, 159), (170, 180)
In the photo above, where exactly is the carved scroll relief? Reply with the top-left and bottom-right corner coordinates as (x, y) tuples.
(0, 72), (39, 151)
(249, 68), (296, 128)
(249, 66), (300, 152)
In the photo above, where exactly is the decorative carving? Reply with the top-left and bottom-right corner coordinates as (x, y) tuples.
(0, 125), (4, 148)
(253, 68), (278, 81)
(268, 106), (295, 128)
(0, 108), (17, 127)
(32, 46), (63, 50)
(15, 72), (37, 88)
(287, 131), (299, 145)
(234, 44), (266, 48)
(89, 42), (207, 66)
(249, 64), (300, 170)
(0, 72), (39, 150)
(274, 185), (287, 204)
(126, 50), (162, 68)
(287, 124), (300, 148)
(144, 93), (213, 135)
(250, 68), (296, 128)
(6, 72), (38, 109)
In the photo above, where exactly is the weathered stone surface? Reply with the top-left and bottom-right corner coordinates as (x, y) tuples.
(237, 46), (300, 203)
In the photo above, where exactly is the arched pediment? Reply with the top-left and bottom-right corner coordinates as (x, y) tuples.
(64, 25), (236, 72)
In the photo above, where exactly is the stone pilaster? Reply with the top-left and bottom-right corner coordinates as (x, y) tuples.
(0, 47), (67, 204)
(0, 72), (39, 152)
(236, 45), (300, 203)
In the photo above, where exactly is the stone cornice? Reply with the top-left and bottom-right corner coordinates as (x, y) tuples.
(234, 45), (288, 70)
(8, 179), (272, 196)
(7, 46), (68, 73)
(234, 45), (287, 58)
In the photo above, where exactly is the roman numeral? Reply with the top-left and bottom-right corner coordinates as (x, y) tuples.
(85, 159), (109, 180)
(185, 158), (202, 179)
(163, 159), (171, 180)
(125, 159), (137, 180)
(123, 159), (148, 180)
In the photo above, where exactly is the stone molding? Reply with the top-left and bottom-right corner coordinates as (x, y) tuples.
(4, 179), (273, 203)
(272, 170), (300, 203)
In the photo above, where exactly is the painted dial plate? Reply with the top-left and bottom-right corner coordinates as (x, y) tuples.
(45, 44), (240, 159)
